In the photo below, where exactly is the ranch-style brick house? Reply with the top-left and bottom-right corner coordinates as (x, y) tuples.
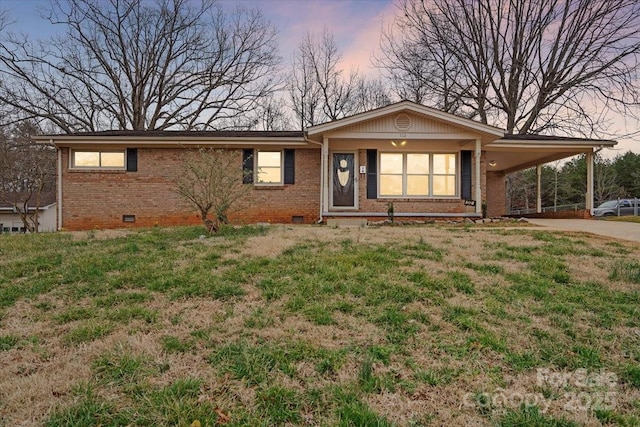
(34, 101), (616, 231)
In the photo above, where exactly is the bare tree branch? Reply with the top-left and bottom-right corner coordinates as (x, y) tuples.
(171, 148), (250, 232)
(0, 121), (56, 232)
(289, 29), (389, 129)
(379, 0), (640, 136)
(0, 0), (281, 132)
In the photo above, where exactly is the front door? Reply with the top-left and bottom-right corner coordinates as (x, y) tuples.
(331, 152), (357, 208)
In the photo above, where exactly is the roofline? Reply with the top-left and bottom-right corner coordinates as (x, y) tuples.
(307, 100), (505, 137)
(0, 203), (56, 212)
(489, 138), (617, 149)
(33, 135), (308, 146)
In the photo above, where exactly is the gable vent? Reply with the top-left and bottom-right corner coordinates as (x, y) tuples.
(394, 113), (412, 131)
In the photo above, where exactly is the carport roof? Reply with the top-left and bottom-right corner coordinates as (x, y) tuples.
(485, 135), (617, 173)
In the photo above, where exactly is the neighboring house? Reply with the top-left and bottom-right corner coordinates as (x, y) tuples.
(33, 101), (616, 231)
(0, 193), (57, 233)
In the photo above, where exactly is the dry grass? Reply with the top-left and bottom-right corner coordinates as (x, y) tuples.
(0, 224), (639, 426)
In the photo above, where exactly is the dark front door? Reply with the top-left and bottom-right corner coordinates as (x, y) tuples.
(332, 153), (356, 208)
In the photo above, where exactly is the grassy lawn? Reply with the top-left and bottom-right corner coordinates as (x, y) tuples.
(0, 224), (639, 426)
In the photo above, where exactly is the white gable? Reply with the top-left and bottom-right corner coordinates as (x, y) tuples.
(306, 101), (504, 143)
(333, 111), (466, 135)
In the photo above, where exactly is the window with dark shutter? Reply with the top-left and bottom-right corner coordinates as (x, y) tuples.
(242, 149), (254, 184)
(366, 149), (377, 199)
(126, 148), (138, 172)
(461, 150), (472, 200)
(284, 149), (295, 184)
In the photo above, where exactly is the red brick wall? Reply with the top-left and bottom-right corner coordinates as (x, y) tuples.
(486, 171), (506, 217)
(60, 147), (321, 230)
(517, 210), (592, 219)
(60, 145), (500, 230)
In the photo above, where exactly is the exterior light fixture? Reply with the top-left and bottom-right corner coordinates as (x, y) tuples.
(391, 140), (407, 147)
(489, 160), (497, 167)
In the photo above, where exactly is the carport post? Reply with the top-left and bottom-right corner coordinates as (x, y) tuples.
(586, 150), (594, 215)
(536, 164), (542, 214)
(475, 139), (482, 215)
(322, 137), (329, 214)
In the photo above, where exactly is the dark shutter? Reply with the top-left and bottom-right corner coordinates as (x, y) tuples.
(126, 148), (137, 172)
(242, 149), (254, 184)
(461, 150), (472, 200)
(284, 149), (295, 184)
(366, 149), (377, 199)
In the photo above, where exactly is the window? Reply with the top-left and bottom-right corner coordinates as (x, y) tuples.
(432, 154), (457, 196)
(379, 152), (457, 197)
(256, 151), (282, 184)
(72, 150), (126, 169)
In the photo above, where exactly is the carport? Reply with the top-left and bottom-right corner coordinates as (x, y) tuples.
(484, 135), (617, 216)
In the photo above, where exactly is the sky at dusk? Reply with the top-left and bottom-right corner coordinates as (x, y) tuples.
(2, 0), (638, 155)
(2, 0), (395, 73)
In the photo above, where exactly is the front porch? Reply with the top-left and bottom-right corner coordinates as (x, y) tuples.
(306, 102), (615, 221)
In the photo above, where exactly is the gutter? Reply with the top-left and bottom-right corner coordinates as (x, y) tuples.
(303, 133), (325, 223)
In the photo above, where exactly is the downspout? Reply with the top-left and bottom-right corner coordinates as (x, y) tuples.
(54, 140), (63, 231)
(303, 133), (324, 223)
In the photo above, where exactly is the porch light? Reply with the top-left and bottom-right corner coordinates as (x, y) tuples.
(391, 140), (407, 147)
(489, 160), (497, 167)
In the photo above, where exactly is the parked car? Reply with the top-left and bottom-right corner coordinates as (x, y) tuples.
(593, 199), (639, 217)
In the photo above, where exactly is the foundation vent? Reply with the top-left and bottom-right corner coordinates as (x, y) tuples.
(122, 215), (136, 223)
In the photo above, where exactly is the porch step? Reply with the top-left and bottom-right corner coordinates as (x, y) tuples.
(326, 218), (368, 228)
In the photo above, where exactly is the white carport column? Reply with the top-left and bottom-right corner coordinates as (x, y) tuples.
(322, 137), (329, 213)
(536, 164), (542, 214)
(57, 146), (63, 230)
(586, 150), (594, 214)
(475, 139), (482, 214)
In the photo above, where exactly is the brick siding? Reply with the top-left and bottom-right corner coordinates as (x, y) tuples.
(60, 147), (321, 230)
(486, 171), (506, 216)
(60, 146), (493, 230)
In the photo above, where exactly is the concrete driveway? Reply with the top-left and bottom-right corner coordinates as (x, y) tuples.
(526, 218), (640, 243)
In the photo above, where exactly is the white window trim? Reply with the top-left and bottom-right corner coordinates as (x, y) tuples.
(378, 152), (459, 198)
(70, 149), (126, 170)
(254, 149), (284, 185)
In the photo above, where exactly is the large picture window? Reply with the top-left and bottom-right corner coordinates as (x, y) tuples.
(72, 150), (126, 169)
(256, 150), (282, 184)
(379, 152), (457, 197)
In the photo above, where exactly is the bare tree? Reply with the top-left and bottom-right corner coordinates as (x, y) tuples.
(289, 29), (389, 129)
(377, 14), (474, 113)
(380, 0), (640, 135)
(172, 148), (250, 233)
(225, 93), (291, 131)
(0, 121), (56, 232)
(593, 157), (624, 205)
(352, 78), (392, 113)
(0, 0), (281, 132)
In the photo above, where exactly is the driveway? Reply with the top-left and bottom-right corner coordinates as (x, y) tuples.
(525, 218), (640, 243)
